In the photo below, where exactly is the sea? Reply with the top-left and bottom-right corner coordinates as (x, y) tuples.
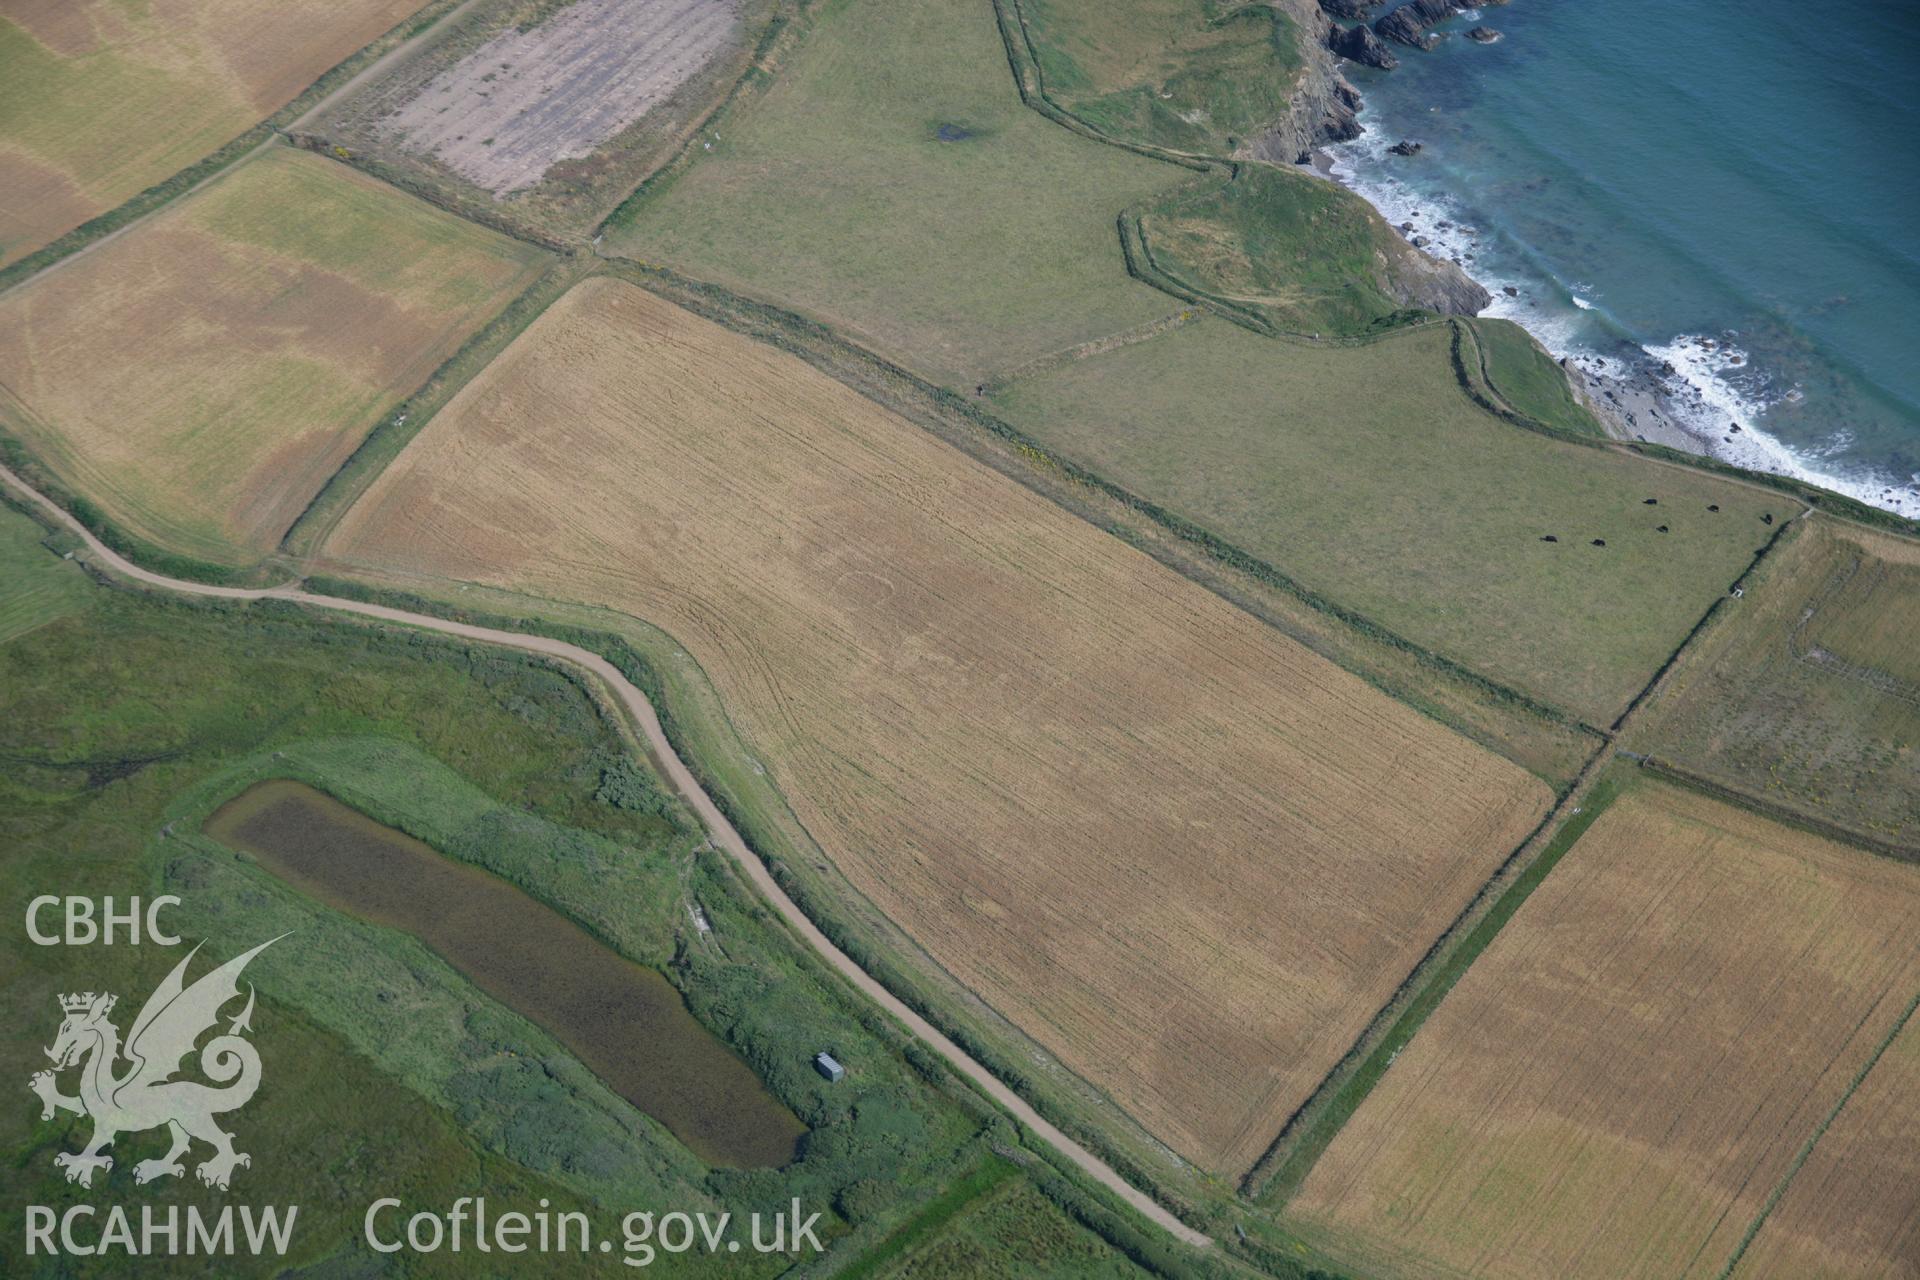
(1328, 0), (1920, 514)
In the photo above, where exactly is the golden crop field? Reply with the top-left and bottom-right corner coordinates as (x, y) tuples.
(0, 0), (426, 266)
(1634, 517), (1920, 851)
(326, 277), (1553, 1171)
(1291, 780), (1920, 1280)
(0, 148), (545, 565)
(1730, 1010), (1920, 1279)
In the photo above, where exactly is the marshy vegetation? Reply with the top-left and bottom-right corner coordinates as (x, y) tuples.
(205, 778), (807, 1168)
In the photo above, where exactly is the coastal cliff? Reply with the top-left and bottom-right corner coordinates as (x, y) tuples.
(1250, 0), (1488, 317)
(1253, 0), (1365, 163)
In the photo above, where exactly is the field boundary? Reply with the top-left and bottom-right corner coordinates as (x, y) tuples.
(595, 0), (819, 240)
(994, 0), (1920, 545)
(1245, 765), (1623, 1202)
(1636, 759), (1920, 865)
(6, 484), (1185, 1264)
(1714, 983), (1920, 1279)
(1463, 316), (1606, 437)
(0, 428), (263, 587)
(1116, 177), (1450, 348)
(1627, 439), (1920, 537)
(286, 0), (803, 253)
(997, 0), (1450, 352)
(284, 136), (574, 253)
(1448, 320), (1624, 449)
(0, 0), (478, 297)
(280, 252), (583, 559)
(991, 0), (1214, 171)
(977, 307), (1204, 397)
(1605, 511), (1805, 733)
(832, 1157), (1022, 1280)
(1245, 512), (1811, 1201)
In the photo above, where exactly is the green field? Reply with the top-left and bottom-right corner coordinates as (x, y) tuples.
(605, 0), (1188, 385)
(1016, 0), (1303, 155)
(993, 316), (1785, 723)
(1631, 516), (1920, 851)
(1135, 165), (1442, 336)
(0, 501), (89, 644)
(0, 506), (1036, 1276)
(1468, 317), (1606, 437)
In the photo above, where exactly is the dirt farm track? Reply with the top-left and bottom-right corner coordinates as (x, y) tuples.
(0, 460), (1212, 1252)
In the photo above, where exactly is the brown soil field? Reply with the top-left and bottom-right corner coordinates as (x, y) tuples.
(378, 0), (738, 195)
(0, 148), (545, 564)
(1291, 780), (1920, 1280)
(1631, 517), (1920, 852)
(0, 0), (429, 266)
(1731, 1008), (1920, 1279)
(326, 276), (1552, 1172)
(313, 0), (774, 237)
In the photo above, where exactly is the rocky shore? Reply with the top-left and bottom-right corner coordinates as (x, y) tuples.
(1561, 351), (1718, 454)
(1374, 0), (1507, 50)
(1291, 1), (1914, 514)
(1314, 0), (1509, 57)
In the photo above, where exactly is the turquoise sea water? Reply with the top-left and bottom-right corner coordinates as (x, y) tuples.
(1331, 0), (1920, 512)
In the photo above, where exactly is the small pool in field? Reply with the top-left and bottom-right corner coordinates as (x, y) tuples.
(205, 779), (806, 1168)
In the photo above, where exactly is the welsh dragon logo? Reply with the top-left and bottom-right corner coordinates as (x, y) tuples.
(28, 938), (280, 1190)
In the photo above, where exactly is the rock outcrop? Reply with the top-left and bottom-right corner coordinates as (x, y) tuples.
(1379, 239), (1491, 315)
(1318, 0), (1379, 19)
(1375, 0), (1503, 49)
(1328, 22), (1398, 69)
(1467, 26), (1502, 42)
(1388, 139), (1423, 156)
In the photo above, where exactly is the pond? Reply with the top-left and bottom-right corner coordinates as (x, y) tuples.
(204, 779), (807, 1168)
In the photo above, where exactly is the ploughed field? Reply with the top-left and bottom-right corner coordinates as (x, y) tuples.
(1635, 517), (1920, 852)
(205, 778), (807, 1168)
(325, 277), (1553, 1172)
(373, 0), (737, 196)
(0, 148), (544, 565)
(1290, 780), (1920, 1280)
(0, 0), (426, 266)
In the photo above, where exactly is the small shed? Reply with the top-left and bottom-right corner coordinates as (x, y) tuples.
(814, 1052), (846, 1083)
